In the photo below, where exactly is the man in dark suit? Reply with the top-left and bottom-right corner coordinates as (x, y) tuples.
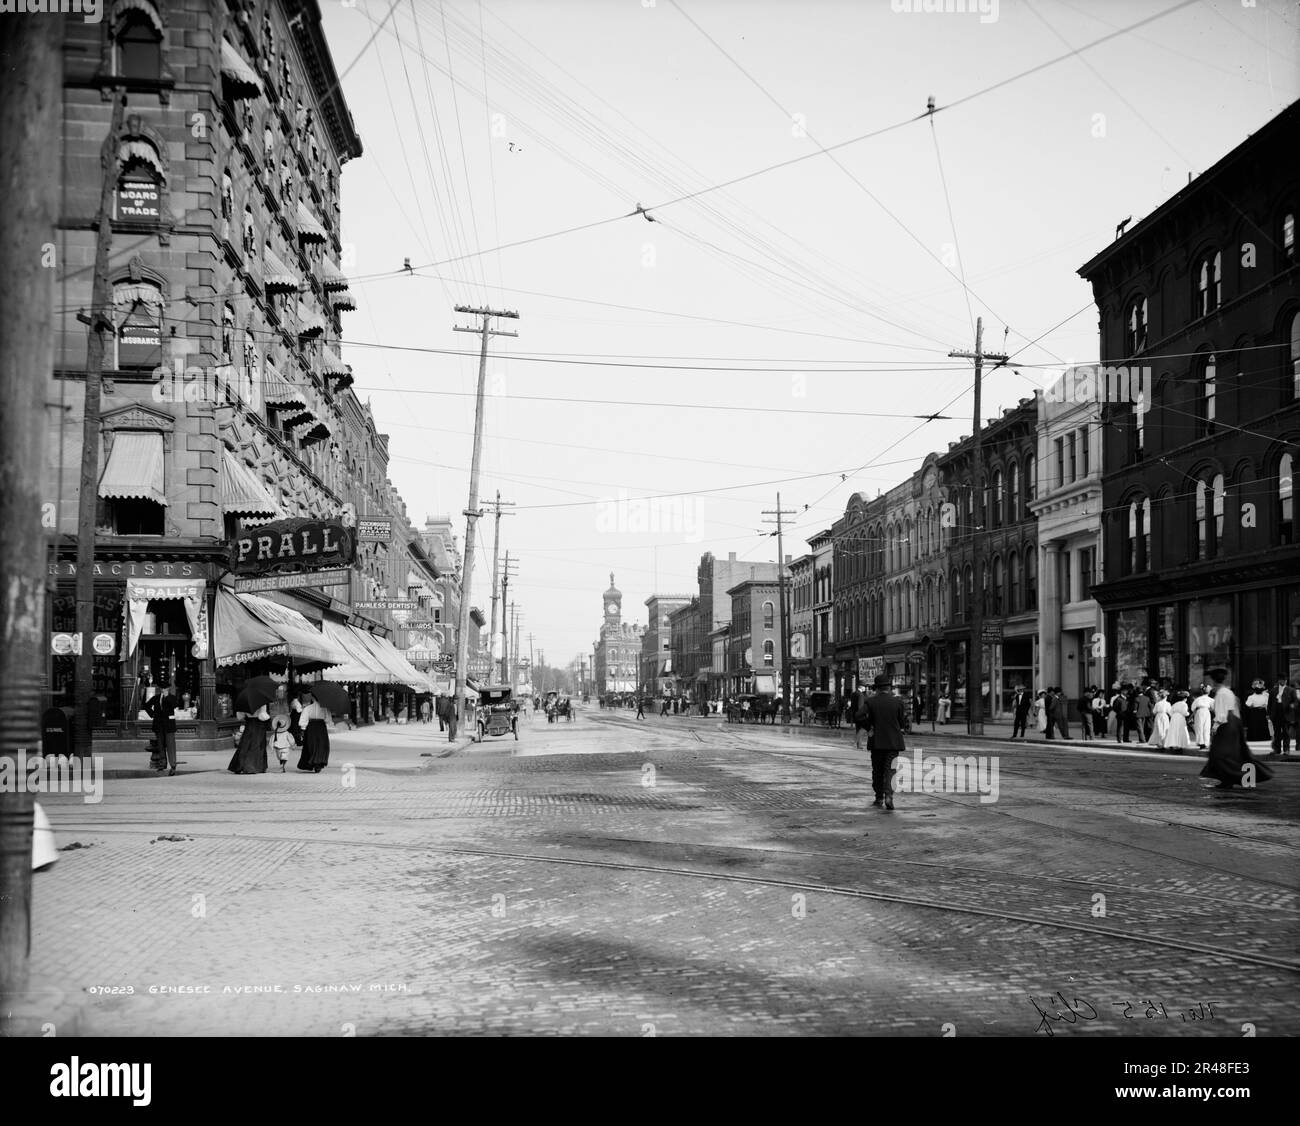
(144, 676), (180, 776)
(1010, 686), (1031, 740)
(1054, 688), (1072, 739)
(860, 674), (910, 811)
(1043, 687), (1060, 740)
(1269, 677), (1297, 756)
(848, 680), (870, 750)
(1077, 687), (1094, 740)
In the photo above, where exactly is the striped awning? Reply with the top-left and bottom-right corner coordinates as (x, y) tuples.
(331, 289), (355, 311)
(234, 592), (347, 670)
(321, 259), (349, 291)
(263, 367), (308, 412)
(320, 346), (350, 377)
(296, 201), (328, 244)
(318, 621), (397, 684)
(263, 246), (299, 292)
(112, 282), (165, 310)
(99, 432), (166, 505)
(220, 39), (262, 99)
(118, 139), (164, 178)
(297, 301), (325, 338)
(298, 417), (331, 446)
(220, 448), (279, 519)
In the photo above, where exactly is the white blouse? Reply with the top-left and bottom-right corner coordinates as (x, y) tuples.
(300, 702), (333, 725)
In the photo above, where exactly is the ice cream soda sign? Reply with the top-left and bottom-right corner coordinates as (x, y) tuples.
(229, 517), (356, 575)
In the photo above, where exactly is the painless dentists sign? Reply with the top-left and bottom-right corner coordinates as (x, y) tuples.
(229, 517), (356, 575)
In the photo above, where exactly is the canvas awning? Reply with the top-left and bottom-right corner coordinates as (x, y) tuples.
(214, 589), (346, 669)
(296, 201), (328, 244)
(355, 629), (431, 691)
(321, 259), (350, 291)
(220, 39), (262, 99)
(263, 367), (308, 412)
(320, 346), (350, 378)
(297, 301), (326, 338)
(331, 289), (355, 311)
(318, 621), (397, 684)
(220, 447), (280, 519)
(118, 139), (164, 179)
(263, 246), (299, 292)
(99, 432), (166, 505)
(298, 418), (331, 446)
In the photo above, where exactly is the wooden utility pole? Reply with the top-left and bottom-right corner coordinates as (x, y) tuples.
(484, 491), (514, 683)
(762, 495), (797, 719)
(450, 306), (518, 727)
(73, 91), (126, 760)
(0, 13), (63, 1011)
(499, 551), (517, 684)
(949, 316), (1007, 736)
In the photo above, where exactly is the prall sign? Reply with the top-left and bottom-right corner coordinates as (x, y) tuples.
(229, 517), (356, 575)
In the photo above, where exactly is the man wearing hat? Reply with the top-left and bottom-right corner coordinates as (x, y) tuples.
(860, 673), (910, 811)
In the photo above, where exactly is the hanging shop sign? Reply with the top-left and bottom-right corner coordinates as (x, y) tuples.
(357, 517), (393, 542)
(234, 568), (352, 593)
(404, 619), (438, 630)
(433, 655), (454, 672)
(229, 517), (355, 575)
(49, 560), (210, 579)
(857, 656), (884, 683)
(50, 632), (117, 656)
(354, 599), (417, 611)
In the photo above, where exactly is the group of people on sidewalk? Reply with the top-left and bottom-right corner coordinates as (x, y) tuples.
(228, 684), (333, 775)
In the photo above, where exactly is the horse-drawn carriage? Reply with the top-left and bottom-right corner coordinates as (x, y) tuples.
(800, 689), (841, 727)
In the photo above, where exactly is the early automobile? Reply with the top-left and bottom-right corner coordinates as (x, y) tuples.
(473, 685), (518, 741)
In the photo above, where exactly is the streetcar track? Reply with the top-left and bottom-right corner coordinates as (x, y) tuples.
(40, 823), (1300, 974)
(709, 730), (1300, 893)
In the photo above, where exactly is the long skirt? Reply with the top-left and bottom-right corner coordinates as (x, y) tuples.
(1193, 707), (1212, 747)
(228, 718), (269, 774)
(297, 719), (329, 772)
(1201, 715), (1274, 788)
(1165, 713), (1190, 751)
(1244, 706), (1271, 742)
(1152, 711), (1170, 746)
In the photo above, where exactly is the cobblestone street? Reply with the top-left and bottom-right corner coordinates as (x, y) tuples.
(17, 707), (1299, 1037)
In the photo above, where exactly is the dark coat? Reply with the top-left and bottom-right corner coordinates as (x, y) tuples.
(1012, 691), (1031, 720)
(1268, 686), (1298, 726)
(144, 690), (178, 734)
(1044, 693), (1060, 721)
(860, 690), (909, 752)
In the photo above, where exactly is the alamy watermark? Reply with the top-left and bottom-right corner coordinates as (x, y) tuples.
(151, 360), (262, 412)
(0, 750), (104, 804)
(1043, 364), (1152, 412)
(890, 0), (999, 24)
(893, 748), (1000, 803)
(0, 0), (102, 23)
(595, 489), (704, 542)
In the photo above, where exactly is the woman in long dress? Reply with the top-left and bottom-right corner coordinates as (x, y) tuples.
(1151, 690), (1172, 748)
(228, 704), (270, 774)
(296, 694), (332, 773)
(1190, 687), (1213, 749)
(1033, 691), (1048, 734)
(1166, 693), (1191, 752)
(1243, 681), (1271, 742)
(1201, 674), (1274, 789)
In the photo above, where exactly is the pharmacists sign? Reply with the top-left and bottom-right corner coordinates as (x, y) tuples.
(229, 517), (356, 575)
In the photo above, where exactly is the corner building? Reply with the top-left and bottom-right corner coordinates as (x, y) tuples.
(1080, 101), (1300, 690)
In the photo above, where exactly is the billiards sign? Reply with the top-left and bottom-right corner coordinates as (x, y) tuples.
(229, 517), (356, 575)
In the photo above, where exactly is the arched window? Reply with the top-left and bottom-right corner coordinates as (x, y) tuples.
(1284, 213), (1296, 262)
(1281, 453), (1294, 545)
(1027, 455), (1036, 502)
(904, 579), (913, 629)
(112, 279), (165, 369)
(1025, 550), (1037, 610)
(992, 557), (1003, 614)
(951, 569), (961, 618)
(963, 565), (973, 614)
(115, 7), (163, 81)
(115, 138), (164, 223)
(1142, 497), (1152, 570)
(938, 576), (947, 623)
(763, 640), (774, 666)
(1009, 461), (1020, 521)
(762, 601), (774, 630)
(220, 168), (233, 225)
(1195, 480), (1208, 559)
(992, 470), (1004, 527)
(1212, 473), (1225, 550)
(1197, 253), (1221, 317)
(1203, 354), (1217, 434)
(1009, 552), (1021, 612)
(1127, 297), (1149, 354)
(222, 303), (234, 361)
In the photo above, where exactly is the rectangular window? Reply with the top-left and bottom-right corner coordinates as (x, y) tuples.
(1079, 427), (1090, 477)
(1060, 551), (1072, 605)
(1115, 608), (1149, 685)
(1055, 437), (1065, 491)
(1079, 546), (1096, 600)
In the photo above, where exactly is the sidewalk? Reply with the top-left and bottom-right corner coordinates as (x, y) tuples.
(93, 720), (475, 778)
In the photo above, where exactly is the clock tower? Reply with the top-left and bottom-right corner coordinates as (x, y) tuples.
(603, 572), (622, 625)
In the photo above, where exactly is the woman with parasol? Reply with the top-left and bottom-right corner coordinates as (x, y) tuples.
(298, 683), (347, 772)
(228, 675), (279, 774)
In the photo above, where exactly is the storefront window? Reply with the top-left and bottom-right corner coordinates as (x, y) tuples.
(1115, 608), (1148, 685)
(1156, 605), (1177, 683)
(1187, 596), (1233, 690)
(1287, 587), (1300, 683)
(51, 587), (123, 721)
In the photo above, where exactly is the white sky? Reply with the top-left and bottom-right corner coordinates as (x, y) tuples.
(320, 0), (1300, 664)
